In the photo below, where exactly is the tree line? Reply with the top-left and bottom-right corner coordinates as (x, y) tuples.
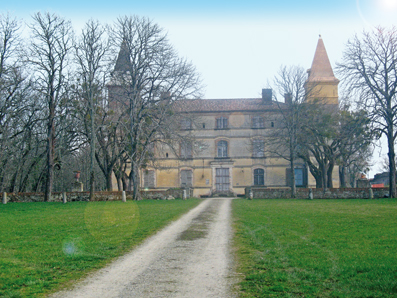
(0, 13), (201, 200)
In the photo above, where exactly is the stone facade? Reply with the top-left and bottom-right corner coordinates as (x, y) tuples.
(108, 36), (341, 197)
(138, 36), (340, 197)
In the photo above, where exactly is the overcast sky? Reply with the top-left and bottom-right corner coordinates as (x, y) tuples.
(3, 0), (397, 176)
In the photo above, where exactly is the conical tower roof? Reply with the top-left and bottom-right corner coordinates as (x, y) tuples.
(114, 39), (131, 72)
(307, 35), (339, 83)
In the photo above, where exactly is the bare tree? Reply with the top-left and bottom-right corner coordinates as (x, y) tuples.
(337, 26), (397, 197)
(75, 19), (109, 199)
(110, 16), (202, 200)
(26, 12), (74, 201)
(337, 105), (374, 187)
(266, 65), (308, 197)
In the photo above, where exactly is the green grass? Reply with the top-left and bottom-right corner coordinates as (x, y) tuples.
(0, 199), (201, 297)
(232, 199), (397, 297)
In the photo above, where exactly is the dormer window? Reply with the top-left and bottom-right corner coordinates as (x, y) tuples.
(216, 117), (228, 129)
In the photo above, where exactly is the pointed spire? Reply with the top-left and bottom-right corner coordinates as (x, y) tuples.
(307, 36), (339, 83)
(114, 39), (131, 72)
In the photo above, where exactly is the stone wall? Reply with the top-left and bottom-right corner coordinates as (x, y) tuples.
(245, 187), (390, 200)
(2, 188), (193, 203)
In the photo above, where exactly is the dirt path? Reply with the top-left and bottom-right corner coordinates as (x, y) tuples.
(51, 198), (236, 298)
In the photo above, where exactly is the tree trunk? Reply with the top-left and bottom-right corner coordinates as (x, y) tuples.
(106, 170), (113, 191)
(290, 155), (296, 198)
(89, 96), (95, 200)
(131, 162), (141, 200)
(322, 162), (327, 192)
(339, 165), (347, 188)
(327, 161), (334, 189)
(388, 130), (396, 198)
(45, 105), (55, 202)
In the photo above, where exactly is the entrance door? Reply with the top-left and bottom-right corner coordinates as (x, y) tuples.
(215, 168), (230, 192)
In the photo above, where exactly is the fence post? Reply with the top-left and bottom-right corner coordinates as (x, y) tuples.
(369, 188), (373, 200)
(2, 192), (6, 204)
(122, 191), (126, 202)
(62, 192), (67, 204)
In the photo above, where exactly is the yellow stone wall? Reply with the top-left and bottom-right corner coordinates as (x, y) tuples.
(306, 82), (339, 105)
(112, 109), (340, 195)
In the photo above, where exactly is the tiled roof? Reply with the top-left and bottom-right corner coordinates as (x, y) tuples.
(174, 98), (285, 113)
(307, 36), (339, 83)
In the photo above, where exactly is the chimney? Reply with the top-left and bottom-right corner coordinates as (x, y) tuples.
(262, 89), (272, 104)
(284, 93), (292, 105)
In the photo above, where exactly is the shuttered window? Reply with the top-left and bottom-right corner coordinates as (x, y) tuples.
(143, 170), (155, 188)
(286, 167), (307, 187)
(181, 142), (193, 158)
(181, 170), (193, 187)
(252, 139), (265, 157)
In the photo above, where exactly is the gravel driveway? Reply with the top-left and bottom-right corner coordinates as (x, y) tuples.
(51, 198), (236, 298)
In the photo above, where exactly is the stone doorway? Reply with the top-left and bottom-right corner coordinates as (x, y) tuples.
(215, 168), (230, 193)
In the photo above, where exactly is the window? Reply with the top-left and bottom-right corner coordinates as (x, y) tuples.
(181, 118), (192, 130)
(216, 117), (228, 129)
(181, 142), (193, 159)
(295, 168), (304, 187)
(252, 116), (264, 128)
(271, 121), (274, 128)
(143, 170), (155, 188)
(217, 140), (228, 158)
(254, 169), (265, 186)
(181, 170), (193, 187)
(286, 167), (306, 187)
(252, 139), (265, 158)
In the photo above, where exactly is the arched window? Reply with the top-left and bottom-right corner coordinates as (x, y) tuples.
(217, 140), (228, 158)
(254, 168), (265, 186)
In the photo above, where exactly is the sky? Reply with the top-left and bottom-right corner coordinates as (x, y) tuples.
(3, 0), (397, 177)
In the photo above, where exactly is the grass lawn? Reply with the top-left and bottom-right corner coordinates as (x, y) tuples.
(0, 199), (201, 298)
(232, 199), (397, 298)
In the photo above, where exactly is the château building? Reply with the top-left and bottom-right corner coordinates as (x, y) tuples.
(111, 36), (340, 197)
